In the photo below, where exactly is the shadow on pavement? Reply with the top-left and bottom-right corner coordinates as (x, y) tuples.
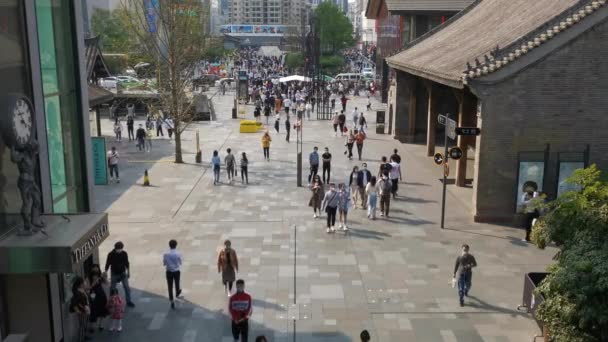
(346, 227), (392, 240)
(88, 289), (353, 342)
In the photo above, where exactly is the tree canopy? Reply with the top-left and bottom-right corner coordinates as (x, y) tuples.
(314, 2), (354, 54)
(532, 165), (608, 342)
(90, 8), (137, 54)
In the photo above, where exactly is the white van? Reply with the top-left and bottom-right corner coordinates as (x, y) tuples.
(334, 73), (362, 82)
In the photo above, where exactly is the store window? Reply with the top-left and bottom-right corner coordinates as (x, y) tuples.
(0, 1), (34, 236)
(516, 150), (547, 209)
(36, 0), (87, 213)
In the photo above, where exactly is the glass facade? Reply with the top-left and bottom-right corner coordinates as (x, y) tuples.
(36, 0), (87, 213)
(0, 1), (34, 237)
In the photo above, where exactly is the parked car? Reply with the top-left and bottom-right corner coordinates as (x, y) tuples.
(116, 75), (141, 83)
(215, 77), (234, 87)
(193, 74), (220, 87)
(361, 68), (375, 78)
(100, 77), (118, 89)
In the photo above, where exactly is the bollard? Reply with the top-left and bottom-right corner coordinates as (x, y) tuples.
(143, 169), (150, 186)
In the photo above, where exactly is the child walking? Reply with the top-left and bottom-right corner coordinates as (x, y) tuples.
(107, 288), (125, 332)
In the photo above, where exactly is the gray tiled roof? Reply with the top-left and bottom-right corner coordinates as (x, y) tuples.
(385, 0), (474, 12)
(387, 0), (603, 88)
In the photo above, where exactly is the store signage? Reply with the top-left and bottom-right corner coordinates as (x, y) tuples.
(91, 137), (108, 185)
(448, 147), (463, 160)
(456, 127), (481, 136)
(72, 223), (109, 264)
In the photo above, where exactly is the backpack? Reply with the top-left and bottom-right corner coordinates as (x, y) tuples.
(382, 178), (391, 193)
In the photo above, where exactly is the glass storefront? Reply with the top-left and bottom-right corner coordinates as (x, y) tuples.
(0, 1), (34, 237)
(36, 0), (87, 213)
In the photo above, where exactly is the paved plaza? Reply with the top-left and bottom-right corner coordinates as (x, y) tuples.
(91, 88), (558, 342)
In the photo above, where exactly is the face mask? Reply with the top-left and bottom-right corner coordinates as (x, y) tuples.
(236, 287), (244, 293)
(115, 249), (123, 253)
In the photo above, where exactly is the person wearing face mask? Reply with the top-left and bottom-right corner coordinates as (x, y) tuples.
(322, 183), (340, 233)
(349, 166), (360, 209)
(87, 264), (109, 332)
(218, 240), (239, 297)
(452, 244), (478, 306)
(229, 279), (252, 342)
(105, 241), (135, 307)
(357, 163), (372, 209)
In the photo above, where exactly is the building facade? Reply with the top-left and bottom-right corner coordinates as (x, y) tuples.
(365, 0), (473, 102)
(229, 0), (308, 28)
(0, 1), (109, 341)
(387, 0), (608, 223)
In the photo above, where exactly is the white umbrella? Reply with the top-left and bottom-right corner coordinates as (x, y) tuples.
(279, 75), (311, 83)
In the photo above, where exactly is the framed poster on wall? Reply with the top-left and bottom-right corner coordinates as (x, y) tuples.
(516, 161), (545, 207)
(557, 162), (584, 196)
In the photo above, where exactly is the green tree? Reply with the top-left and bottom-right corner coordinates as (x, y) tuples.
(121, 0), (207, 163)
(531, 165), (608, 342)
(315, 2), (354, 54)
(285, 52), (304, 72)
(320, 55), (344, 74)
(90, 8), (137, 53)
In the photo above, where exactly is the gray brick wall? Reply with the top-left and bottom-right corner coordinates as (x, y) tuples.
(473, 19), (608, 223)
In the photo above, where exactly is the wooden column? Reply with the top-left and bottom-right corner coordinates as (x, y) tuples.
(426, 82), (437, 156)
(406, 78), (417, 143)
(455, 90), (477, 187)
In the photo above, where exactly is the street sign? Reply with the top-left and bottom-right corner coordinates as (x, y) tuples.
(438, 114), (456, 139)
(444, 163), (450, 177)
(448, 147), (463, 160)
(456, 127), (481, 136)
(433, 153), (444, 165)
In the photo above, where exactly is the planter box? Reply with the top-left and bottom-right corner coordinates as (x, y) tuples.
(520, 272), (549, 332)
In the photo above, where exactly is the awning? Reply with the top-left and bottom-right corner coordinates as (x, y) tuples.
(88, 84), (114, 107)
(279, 75), (312, 83)
(0, 214), (109, 274)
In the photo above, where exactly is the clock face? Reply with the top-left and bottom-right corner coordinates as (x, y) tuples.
(12, 98), (33, 145)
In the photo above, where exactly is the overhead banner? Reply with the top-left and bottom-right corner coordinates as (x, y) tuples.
(144, 0), (159, 33)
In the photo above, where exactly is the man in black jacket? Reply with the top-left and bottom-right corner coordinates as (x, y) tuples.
(105, 241), (135, 307)
(356, 163), (372, 208)
(136, 124), (146, 152)
(126, 115), (134, 141)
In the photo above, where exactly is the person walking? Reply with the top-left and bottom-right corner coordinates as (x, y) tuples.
(338, 111), (346, 136)
(340, 94), (348, 112)
(321, 147), (332, 183)
(225, 148), (236, 183)
(145, 124), (153, 152)
(285, 116), (291, 142)
(274, 113), (280, 133)
(261, 131), (271, 161)
(240, 152), (249, 184)
(308, 175), (324, 218)
(106, 288), (125, 332)
(113, 118), (122, 142)
(389, 156), (402, 198)
(345, 130), (355, 160)
(70, 276), (91, 341)
(378, 175), (392, 217)
(365, 176), (378, 220)
(452, 244), (478, 306)
(352, 107), (359, 127)
(126, 115), (134, 141)
(218, 240), (239, 296)
(107, 147), (120, 183)
(229, 279), (252, 342)
(136, 124), (146, 152)
(165, 118), (174, 139)
(349, 166), (361, 209)
(355, 130), (366, 161)
(358, 113), (367, 133)
(337, 183), (351, 231)
(263, 103), (271, 124)
(366, 95), (372, 111)
(308, 147), (320, 184)
(283, 97), (291, 116)
(163, 239), (183, 309)
(378, 156), (392, 178)
(390, 148), (401, 164)
(156, 117), (164, 137)
(322, 183), (339, 233)
(331, 113), (339, 137)
(212, 150), (221, 185)
(305, 101), (312, 120)
(104, 241), (135, 307)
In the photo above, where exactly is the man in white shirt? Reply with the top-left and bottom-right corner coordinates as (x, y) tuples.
(389, 157), (402, 199)
(163, 239), (183, 309)
(352, 107), (359, 127)
(283, 97), (292, 116)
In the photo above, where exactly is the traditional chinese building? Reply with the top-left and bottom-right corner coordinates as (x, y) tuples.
(387, 0), (608, 223)
(365, 0), (473, 102)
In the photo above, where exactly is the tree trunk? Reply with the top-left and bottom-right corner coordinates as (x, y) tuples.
(174, 130), (183, 163)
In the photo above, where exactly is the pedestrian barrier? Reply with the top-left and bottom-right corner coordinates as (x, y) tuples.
(517, 272), (549, 341)
(239, 120), (263, 133)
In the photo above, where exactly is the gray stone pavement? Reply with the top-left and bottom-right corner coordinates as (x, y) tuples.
(90, 87), (557, 342)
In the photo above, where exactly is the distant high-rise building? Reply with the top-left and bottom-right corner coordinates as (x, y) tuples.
(229, 0), (309, 34)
